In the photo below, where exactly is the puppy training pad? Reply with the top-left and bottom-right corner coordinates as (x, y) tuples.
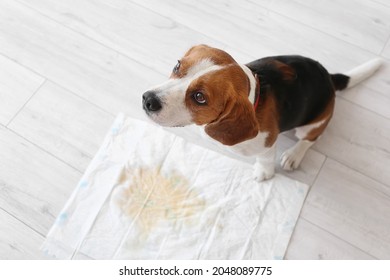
(42, 114), (308, 259)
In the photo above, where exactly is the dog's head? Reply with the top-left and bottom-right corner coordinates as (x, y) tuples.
(142, 45), (259, 145)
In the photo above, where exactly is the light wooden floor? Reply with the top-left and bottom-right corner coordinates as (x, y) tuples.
(0, 0), (389, 259)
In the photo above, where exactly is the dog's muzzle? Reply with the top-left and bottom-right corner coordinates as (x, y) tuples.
(142, 90), (162, 113)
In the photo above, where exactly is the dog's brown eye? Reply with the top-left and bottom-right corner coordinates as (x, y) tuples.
(173, 60), (181, 73)
(193, 92), (206, 104)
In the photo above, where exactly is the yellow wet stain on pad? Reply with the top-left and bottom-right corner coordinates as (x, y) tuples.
(42, 114), (308, 259)
(115, 167), (206, 236)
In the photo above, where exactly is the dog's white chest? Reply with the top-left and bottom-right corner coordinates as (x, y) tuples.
(226, 132), (270, 157)
(199, 127), (270, 159)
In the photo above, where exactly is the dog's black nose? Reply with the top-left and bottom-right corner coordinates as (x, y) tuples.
(142, 91), (162, 112)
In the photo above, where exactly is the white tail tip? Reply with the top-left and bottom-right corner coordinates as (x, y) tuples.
(345, 58), (382, 88)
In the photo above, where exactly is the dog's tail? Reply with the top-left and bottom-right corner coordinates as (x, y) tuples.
(330, 58), (382, 91)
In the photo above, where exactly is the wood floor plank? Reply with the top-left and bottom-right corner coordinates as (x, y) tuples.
(338, 84), (390, 120)
(16, 0), (236, 76)
(381, 38), (390, 59)
(131, 0), (377, 72)
(0, 0), (164, 117)
(9, 81), (115, 172)
(313, 97), (390, 186)
(0, 209), (45, 259)
(371, 0), (390, 8)
(0, 54), (44, 126)
(268, 0), (390, 54)
(0, 126), (81, 236)
(301, 158), (390, 259)
(285, 219), (375, 260)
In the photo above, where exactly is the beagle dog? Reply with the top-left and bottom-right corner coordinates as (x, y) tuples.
(142, 45), (381, 181)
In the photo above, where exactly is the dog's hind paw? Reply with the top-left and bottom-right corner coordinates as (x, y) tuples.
(280, 140), (314, 171)
(280, 148), (302, 171)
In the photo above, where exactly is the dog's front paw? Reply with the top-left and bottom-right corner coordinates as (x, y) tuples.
(253, 162), (275, 182)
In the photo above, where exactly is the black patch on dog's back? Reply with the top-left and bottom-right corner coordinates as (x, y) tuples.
(246, 56), (335, 132)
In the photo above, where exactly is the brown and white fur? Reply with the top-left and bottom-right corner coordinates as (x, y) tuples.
(142, 45), (381, 181)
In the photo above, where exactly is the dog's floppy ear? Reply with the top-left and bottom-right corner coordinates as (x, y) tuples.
(205, 97), (259, 146)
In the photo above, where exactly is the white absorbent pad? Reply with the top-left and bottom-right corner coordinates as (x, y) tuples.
(42, 114), (308, 260)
